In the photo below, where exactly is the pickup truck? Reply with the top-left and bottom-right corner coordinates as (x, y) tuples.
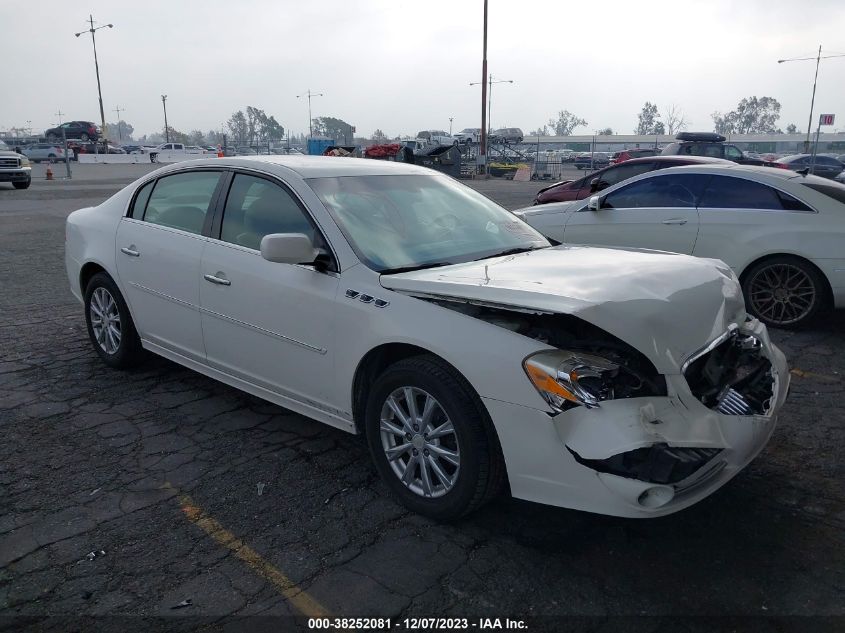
(0, 146), (32, 189)
(145, 143), (208, 162)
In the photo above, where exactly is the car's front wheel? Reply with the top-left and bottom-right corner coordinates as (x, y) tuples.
(365, 355), (505, 521)
(12, 179), (30, 190)
(80, 133), (90, 141)
(742, 256), (826, 328)
(84, 272), (145, 368)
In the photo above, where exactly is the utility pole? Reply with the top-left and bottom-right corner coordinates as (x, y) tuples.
(480, 0), (488, 177)
(75, 15), (113, 148)
(113, 105), (124, 141)
(449, 117), (453, 135)
(161, 95), (169, 142)
(778, 46), (845, 153)
(55, 110), (65, 125)
(297, 89), (324, 138)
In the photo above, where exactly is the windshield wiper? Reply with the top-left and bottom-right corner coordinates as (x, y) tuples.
(379, 262), (454, 275)
(473, 245), (545, 261)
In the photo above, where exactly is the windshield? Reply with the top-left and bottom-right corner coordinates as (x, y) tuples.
(308, 174), (550, 273)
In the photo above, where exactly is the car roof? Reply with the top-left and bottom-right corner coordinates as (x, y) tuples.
(632, 162), (807, 182)
(155, 155), (439, 178)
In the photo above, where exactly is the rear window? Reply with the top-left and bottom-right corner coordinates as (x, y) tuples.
(802, 182), (845, 206)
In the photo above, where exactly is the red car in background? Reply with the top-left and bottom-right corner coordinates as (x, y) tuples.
(609, 148), (658, 164)
(533, 155), (731, 205)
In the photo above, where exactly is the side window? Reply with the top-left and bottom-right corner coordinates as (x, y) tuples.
(599, 162), (656, 188)
(129, 179), (155, 218)
(703, 145), (723, 158)
(602, 174), (707, 209)
(699, 176), (783, 210)
(220, 174), (315, 250)
(725, 145), (743, 161)
(142, 171), (222, 234)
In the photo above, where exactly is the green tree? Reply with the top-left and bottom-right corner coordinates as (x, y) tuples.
(227, 111), (248, 145)
(529, 125), (550, 136)
(547, 111), (587, 136)
(597, 127), (614, 135)
(105, 120), (134, 142)
(165, 126), (189, 144)
(187, 130), (207, 146)
(786, 123), (800, 134)
(712, 96), (782, 134)
(371, 129), (388, 142)
(313, 116), (355, 143)
(636, 102), (664, 135)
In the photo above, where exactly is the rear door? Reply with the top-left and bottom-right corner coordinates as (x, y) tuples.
(563, 172), (706, 254)
(115, 169), (225, 362)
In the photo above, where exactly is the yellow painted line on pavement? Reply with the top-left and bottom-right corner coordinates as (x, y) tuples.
(164, 482), (330, 617)
(790, 368), (840, 383)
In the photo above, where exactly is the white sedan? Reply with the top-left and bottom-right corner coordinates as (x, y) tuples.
(516, 164), (845, 328)
(65, 157), (788, 519)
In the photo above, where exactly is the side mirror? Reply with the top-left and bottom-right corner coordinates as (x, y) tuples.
(587, 195), (601, 211)
(260, 233), (318, 265)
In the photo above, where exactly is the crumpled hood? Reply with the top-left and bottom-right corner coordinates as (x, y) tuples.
(380, 245), (746, 373)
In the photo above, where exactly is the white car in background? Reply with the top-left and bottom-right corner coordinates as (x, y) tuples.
(21, 143), (71, 163)
(454, 128), (481, 144)
(516, 164), (845, 328)
(65, 156), (788, 520)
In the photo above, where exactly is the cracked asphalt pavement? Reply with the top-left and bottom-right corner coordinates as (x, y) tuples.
(1, 166), (843, 630)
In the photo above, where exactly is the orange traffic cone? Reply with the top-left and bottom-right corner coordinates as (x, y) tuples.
(217, 144), (223, 158)
(46, 165), (54, 180)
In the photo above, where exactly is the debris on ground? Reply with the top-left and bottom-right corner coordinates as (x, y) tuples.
(171, 599), (192, 609)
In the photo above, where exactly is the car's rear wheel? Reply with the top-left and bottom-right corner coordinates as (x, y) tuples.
(742, 256), (825, 328)
(80, 133), (90, 141)
(364, 355), (505, 521)
(13, 180), (30, 190)
(84, 272), (145, 368)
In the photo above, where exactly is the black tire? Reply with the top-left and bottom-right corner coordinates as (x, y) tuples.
(13, 179), (30, 190)
(741, 256), (826, 328)
(80, 133), (90, 141)
(83, 272), (145, 368)
(364, 355), (505, 521)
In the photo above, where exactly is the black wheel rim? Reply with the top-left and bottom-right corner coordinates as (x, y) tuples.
(748, 263), (816, 325)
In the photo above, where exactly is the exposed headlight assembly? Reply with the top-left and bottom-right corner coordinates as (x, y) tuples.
(524, 350), (620, 411)
(20, 157), (31, 167)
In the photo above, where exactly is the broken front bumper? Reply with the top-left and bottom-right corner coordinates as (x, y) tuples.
(485, 320), (789, 517)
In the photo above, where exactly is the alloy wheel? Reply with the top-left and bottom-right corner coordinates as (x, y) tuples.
(89, 287), (122, 354)
(748, 263), (816, 326)
(379, 387), (460, 498)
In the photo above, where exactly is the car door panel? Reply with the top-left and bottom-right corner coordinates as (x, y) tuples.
(562, 173), (706, 255)
(115, 219), (207, 361)
(200, 243), (339, 407)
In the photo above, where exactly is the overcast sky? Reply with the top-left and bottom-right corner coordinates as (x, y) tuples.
(2, 0), (844, 139)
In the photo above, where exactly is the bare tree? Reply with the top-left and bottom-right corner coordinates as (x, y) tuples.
(663, 105), (688, 135)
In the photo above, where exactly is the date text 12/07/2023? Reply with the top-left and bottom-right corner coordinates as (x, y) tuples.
(307, 618), (528, 630)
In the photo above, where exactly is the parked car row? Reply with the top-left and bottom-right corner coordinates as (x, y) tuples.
(66, 155), (791, 521)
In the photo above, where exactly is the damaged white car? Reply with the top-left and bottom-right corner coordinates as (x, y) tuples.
(65, 157), (789, 520)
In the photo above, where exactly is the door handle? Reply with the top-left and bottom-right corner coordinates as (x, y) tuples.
(204, 273), (231, 286)
(120, 246), (140, 257)
(662, 218), (688, 225)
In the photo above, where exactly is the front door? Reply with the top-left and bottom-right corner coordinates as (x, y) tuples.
(115, 169), (223, 362)
(199, 172), (340, 410)
(564, 172), (707, 255)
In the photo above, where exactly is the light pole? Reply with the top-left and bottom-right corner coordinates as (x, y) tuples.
(55, 110), (65, 125)
(26, 120), (32, 139)
(113, 105), (124, 142)
(471, 75), (514, 140)
(449, 117), (453, 135)
(778, 46), (845, 152)
(161, 95), (169, 142)
(297, 89), (324, 138)
(75, 15), (112, 147)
